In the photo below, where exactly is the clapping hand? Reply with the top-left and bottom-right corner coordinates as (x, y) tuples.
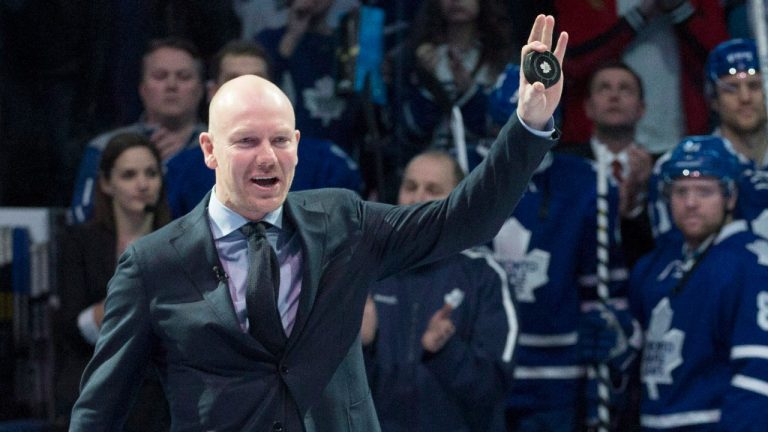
(422, 303), (456, 353)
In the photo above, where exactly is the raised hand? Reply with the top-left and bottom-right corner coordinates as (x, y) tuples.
(517, 15), (568, 130)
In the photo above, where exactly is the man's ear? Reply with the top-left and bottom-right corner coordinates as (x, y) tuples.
(200, 132), (217, 169)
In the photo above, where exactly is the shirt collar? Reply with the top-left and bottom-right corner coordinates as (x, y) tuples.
(590, 137), (630, 165)
(207, 187), (284, 240)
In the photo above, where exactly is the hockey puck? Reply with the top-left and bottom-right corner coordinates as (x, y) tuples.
(523, 50), (561, 88)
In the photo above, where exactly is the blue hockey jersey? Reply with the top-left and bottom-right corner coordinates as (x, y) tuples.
(365, 248), (515, 432)
(629, 220), (768, 431)
(494, 153), (630, 414)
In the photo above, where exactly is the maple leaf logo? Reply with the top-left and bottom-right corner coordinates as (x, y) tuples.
(493, 218), (550, 302)
(747, 239), (768, 266)
(641, 297), (685, 400)
(539, 61), (552, 75)
(753, 210), (768, 240)
(302, 76), (346, 127)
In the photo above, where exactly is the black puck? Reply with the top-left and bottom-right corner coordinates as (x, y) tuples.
(523, 50), (561, 88)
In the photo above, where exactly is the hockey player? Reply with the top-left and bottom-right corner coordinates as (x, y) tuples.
(361, 150), (515, 432)
(650, 38), (768, 241)
(629, 135), (768, 430)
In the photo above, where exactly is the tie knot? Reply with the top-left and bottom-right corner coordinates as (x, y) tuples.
(240, 221), (268, 239)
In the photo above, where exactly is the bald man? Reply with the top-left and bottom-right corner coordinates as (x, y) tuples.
(70, 15), (568, 432)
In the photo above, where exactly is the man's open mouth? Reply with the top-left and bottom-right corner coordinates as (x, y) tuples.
(251, 176), (279, 187)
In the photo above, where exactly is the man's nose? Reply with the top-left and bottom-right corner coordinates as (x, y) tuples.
(415, 189), (429, 204)
(165, 75), (179, 89)
(684, 193), (699, 207)
(255, 142), (278, 163)
(735, 83), (749, 101)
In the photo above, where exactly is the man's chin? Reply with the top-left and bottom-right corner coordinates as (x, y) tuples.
(251, 195), (286, 213)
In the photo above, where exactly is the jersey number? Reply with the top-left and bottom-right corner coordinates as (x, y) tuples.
(758, 292), (768, 331)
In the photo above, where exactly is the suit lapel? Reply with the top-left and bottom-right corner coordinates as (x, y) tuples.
(170, 194), (241, 332)
(283, 195), (327, 350)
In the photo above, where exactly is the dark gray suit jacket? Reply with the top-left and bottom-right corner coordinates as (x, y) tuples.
(70, 116), (556, 431)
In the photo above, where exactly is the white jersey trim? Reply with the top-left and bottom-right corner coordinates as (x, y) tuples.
(578, 268), (629, 287)
(640, 410), (720, 429)
(731, 345), (768, 360)
(462, 249), (517, 363)
(732, 374), (768, 398)
(518, 332), (578, 347)
(513, 366), (586, 380)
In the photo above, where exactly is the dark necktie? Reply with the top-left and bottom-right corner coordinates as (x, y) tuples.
(611, 159), (624, 184)
(240, 222), (287, 354)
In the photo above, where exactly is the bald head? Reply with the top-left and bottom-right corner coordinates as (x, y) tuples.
(199, 74), (300, 221)
(399, 151), (464, 205)
(208, 75), (296, 138)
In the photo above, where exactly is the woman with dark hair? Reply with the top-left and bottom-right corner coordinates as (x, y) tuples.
(394, 0), (515, 167)
(54, 132), (171, 431)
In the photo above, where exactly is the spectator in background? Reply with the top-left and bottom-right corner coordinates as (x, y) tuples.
(70, 37), (211, 222)
(393, 0), (514, 169)
(256, 0), (366, 158)
(629, 135), (768, 431)
(362, 150), (514, 432)
(557, 0), (728, 154)
(206, 40), (271, 102)
(487, 66), (638, 431)
(55, 133), (172, 431)
(558, 61), (655, 266)
(173, 38), (364, 208)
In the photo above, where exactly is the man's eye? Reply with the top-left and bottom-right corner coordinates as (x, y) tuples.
(717, 81), (739, 94)
(235, 138), (256, 147)
(177, 71), (195, 81)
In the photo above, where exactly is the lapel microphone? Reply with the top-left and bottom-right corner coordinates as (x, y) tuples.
(213, 266), (229, 283)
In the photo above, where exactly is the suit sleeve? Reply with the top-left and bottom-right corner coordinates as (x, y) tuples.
(422, 253), (515, 414)
(69, 245), (154, 431)
(720, 245), (768, 431)
(362, 115), (556, 280)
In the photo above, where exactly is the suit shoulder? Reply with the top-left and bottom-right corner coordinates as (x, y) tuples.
(130, 215), (188, 252)
(288, 188), (361, 207)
